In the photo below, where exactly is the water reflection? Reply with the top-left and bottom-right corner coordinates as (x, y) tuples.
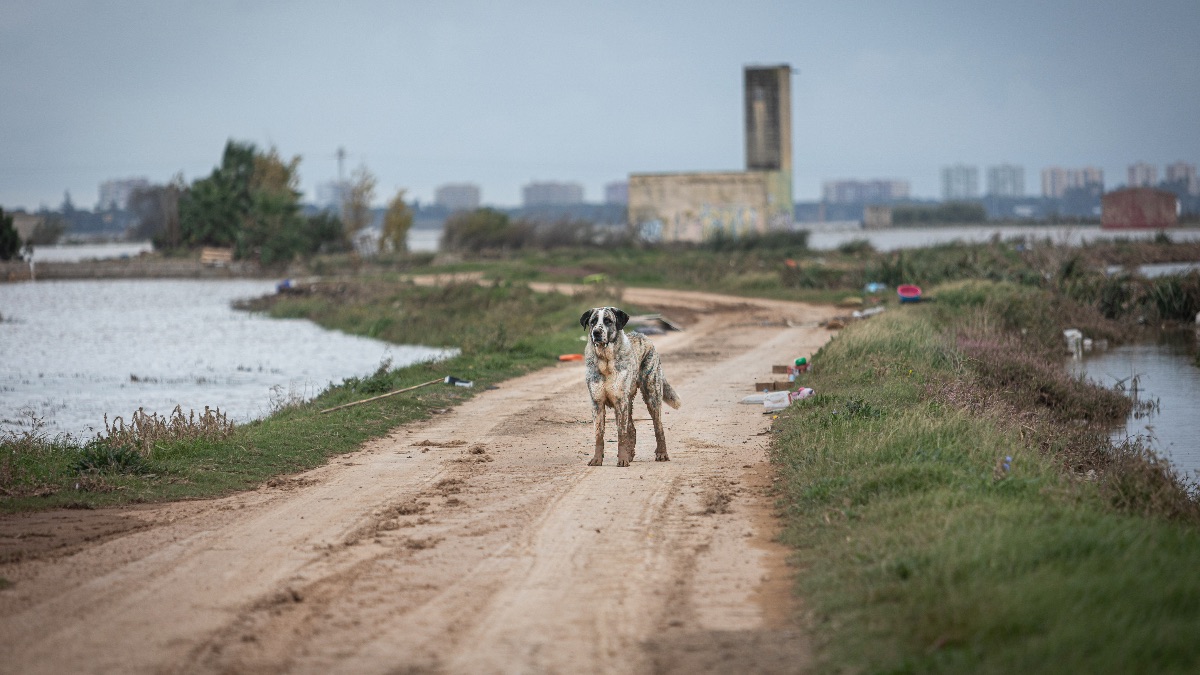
(0, 279), (454, 438)
(1069, 331), (1200, 482)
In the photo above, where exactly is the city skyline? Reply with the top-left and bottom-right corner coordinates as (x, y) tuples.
(1, 0), (1198, 211)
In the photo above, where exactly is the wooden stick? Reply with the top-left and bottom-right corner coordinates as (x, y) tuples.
(319, 377), (443, 414)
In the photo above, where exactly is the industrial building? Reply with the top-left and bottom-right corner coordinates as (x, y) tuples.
(822, 179), (910, 204)
(628, 64), (794, 242)
(522, 181), (584, 207)
(940, 165), (979, 201)
(1041, 166), (1104, 199)
(1127, 162), (1158, 188)
(97, 177), (150, 211)
(434, 183), (481, 211)
(1101, 188), (1178, 230)
(986, 165), (1024, 198)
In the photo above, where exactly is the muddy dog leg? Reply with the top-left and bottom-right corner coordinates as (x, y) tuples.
(588, 399), (606, 466)
(641, 384), (669, 462)
(615, 397), (637, 467)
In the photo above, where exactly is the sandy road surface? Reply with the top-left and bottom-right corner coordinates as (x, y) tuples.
(0, 288), (836, 674)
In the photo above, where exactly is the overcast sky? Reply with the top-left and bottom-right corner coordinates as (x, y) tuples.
(2, 0), (1198, 210)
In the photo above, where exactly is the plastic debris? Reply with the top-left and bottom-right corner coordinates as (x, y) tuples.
(1063, 329), (1083, 359)
(444, 376), (474, 388)
(852, 306), (886, 319)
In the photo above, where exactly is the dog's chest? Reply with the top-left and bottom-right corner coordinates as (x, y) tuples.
(588, 342), (637, 403)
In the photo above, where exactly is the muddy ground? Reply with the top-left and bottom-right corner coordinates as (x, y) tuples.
(0, 288), (836, 674)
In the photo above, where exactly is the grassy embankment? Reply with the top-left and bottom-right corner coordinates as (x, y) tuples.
(774, 279), (1200, 673)
(1, 281), (622, 514)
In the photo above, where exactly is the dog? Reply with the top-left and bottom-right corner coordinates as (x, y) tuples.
(580, 306), (681, 467)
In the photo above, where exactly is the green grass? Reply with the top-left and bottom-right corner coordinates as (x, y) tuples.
(772, 288), (1200, 673)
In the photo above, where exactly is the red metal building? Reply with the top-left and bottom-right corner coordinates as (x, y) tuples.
(1101, 187), (1178, 229)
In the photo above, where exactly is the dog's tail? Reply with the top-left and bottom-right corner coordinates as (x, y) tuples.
(662, 380), (682, 409)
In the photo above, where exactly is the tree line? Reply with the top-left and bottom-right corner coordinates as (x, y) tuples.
(129, 140), (412, 264)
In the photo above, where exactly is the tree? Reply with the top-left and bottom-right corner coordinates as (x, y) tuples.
(128, 176), (185, 248)
(0, 208), (21, 260)
(239, 146), (305, 264)
(380, 189), (413, 253)
(178, 140), (255, 248)
(341, 164), (377, 244)
(439, 208), (530, 252)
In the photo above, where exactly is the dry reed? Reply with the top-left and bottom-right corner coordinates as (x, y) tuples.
(99, 405), (235, 456)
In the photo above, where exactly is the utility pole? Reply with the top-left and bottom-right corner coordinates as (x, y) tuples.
(336, 146), (346, 185)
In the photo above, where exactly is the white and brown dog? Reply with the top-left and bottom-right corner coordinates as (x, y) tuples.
(580, 306), (681, 467)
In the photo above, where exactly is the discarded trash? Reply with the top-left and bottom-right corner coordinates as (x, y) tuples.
(994, 454), (1015, 480)
(763, 387), (815, 411)
(741, 393), (768, 405)
(445, 376), (474, 388)
(319, 377), (443, 414)
(852, 306), (886, 319)
(558, 353), (584, 362)
(897, 284), (923, 303)
(1063, 328), (1083, 359)
(795, 357), (808, 366)
(788, 362), (809, 380)
(763, 391), (792, 411)
(864, 282), (888, 294)
(628, 314), (684, 332)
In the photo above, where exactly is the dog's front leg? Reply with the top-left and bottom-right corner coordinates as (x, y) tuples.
(588, 399), (606, 466)
(615, 397), (637, 467)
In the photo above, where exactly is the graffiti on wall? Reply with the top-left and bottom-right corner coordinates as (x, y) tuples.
(697, 204), (760, 238)
(639, 218), (664, 242)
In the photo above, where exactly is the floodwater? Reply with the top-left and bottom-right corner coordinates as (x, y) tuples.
(0, 279), (454, 439)
(803, 224), (1200, 252)
(1069, 332), (1200, 483)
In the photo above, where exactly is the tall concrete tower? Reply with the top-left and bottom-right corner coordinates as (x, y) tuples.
(744, 65), (792, 172)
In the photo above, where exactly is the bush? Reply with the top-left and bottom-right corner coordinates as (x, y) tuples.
(71, 440), (152, 475)
(440, 208), (531, 252)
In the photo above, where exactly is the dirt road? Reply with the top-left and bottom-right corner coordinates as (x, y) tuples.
(0, 288), (836, 674)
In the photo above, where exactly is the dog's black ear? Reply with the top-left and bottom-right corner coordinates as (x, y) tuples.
(579, 309), (596, 329)
(614, 308), (630, 330)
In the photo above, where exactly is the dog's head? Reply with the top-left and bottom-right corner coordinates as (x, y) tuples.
(580, 306), (629, 346)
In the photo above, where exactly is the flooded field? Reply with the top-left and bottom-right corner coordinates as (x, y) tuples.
(0, 279), (452, 438)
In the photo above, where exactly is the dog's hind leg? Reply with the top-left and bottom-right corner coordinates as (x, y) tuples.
(588, 399), (606, 466)
(641, 385), (669, 462)
(615, 398), (637, 467)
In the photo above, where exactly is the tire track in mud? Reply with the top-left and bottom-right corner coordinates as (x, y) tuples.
(0, 290), (835, 674)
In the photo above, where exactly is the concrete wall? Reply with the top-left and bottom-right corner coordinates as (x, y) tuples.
(628, 171), (791, 242)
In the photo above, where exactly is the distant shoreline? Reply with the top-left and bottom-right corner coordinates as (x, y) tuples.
(1, 256), (270, 282)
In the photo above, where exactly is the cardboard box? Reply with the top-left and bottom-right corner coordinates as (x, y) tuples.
(753, 381), (792, 392)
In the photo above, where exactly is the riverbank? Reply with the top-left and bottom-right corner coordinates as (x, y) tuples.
(774, 280), (1200, 673)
